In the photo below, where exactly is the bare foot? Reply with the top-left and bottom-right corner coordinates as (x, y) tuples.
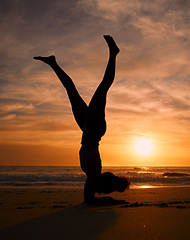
(33, 55), (56, 65)
(103, 35), (120, 55)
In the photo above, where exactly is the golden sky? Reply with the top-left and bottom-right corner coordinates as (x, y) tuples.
(0, 0), (190, 166)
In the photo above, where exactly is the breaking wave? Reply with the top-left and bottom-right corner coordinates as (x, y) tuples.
(0, 166), (189, 188)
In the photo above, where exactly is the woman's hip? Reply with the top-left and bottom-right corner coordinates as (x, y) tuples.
(79, 147), (102, 176)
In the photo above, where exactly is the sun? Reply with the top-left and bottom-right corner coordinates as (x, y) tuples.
(134, 137), (154, 156)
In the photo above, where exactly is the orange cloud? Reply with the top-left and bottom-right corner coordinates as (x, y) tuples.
(0, 0), (190, 166)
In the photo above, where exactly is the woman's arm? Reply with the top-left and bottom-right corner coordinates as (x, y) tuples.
(84, 176), (127, 205)
(84, 176), (97, 203)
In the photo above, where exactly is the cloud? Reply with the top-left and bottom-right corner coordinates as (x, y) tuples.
(78, 0), (141, 23)
(0, 102), (35, 114)
(0, 0), (190, 165)
(78, 0), (190, 80)
(0, 114), (16, 121)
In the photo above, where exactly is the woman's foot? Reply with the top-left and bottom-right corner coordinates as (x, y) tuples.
(103, 35), (120, 56)
(33, 55), (56, 65)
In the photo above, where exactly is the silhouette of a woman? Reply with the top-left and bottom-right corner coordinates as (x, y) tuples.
(34, 35), (130, 204)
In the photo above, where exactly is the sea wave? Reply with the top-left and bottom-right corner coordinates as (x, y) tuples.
(162, 172), (189, 177)
(0, 166), (189, 188)
(0, 173), (86, 183)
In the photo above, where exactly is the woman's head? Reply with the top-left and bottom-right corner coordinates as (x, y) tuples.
(114, 176), (130, 192)
(96, 172), (130, 194)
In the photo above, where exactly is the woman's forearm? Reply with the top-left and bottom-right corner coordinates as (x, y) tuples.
(84, 177), (96, 203)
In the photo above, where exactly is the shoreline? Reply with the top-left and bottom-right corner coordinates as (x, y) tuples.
(0, 184), (190, 190)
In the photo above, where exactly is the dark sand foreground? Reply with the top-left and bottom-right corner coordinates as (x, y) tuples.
(0, 187), (190, 240)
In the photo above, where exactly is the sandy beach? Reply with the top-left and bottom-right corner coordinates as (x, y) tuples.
(0, 187), (190, 240)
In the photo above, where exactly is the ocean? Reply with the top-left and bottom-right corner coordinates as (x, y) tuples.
(0, 166), (189, 189)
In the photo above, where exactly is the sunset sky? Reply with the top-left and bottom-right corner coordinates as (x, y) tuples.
(0, 0), (190, 166)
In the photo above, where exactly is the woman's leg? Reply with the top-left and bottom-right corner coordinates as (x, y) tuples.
(33, 55), (87, 130)
(88, 35), (120, 118)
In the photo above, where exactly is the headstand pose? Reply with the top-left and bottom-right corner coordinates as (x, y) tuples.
(34, 35), (130, 204)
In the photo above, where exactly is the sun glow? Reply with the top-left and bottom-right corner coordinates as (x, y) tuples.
(134, 137), (154, 156)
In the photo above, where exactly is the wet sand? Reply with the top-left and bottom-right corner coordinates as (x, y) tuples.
(0, 187), (189, 240)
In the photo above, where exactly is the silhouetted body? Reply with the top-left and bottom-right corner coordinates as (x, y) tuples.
(34, 35), (130, 204)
